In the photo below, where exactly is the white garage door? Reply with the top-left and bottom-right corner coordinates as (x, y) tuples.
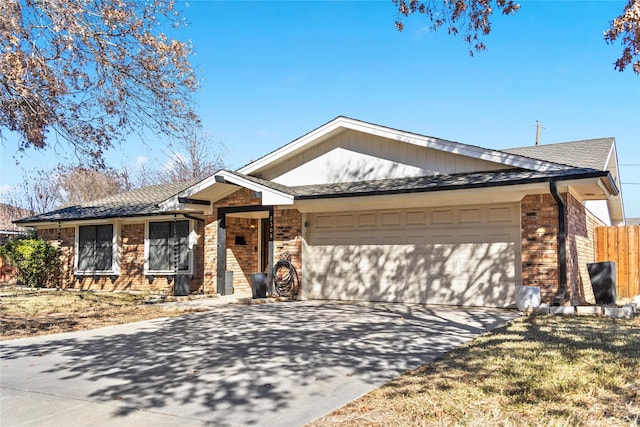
(304, 203), (521, 307)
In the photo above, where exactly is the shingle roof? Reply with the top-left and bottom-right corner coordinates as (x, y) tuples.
(15, 181), (198, 224)
(290, 168), (608, 199)
(501, 138), (614, 170)
(15, 135), (617, 225)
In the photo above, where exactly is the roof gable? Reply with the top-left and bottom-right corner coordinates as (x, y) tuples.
(238, 117), (572, 185)
(257, 131), (518, 186)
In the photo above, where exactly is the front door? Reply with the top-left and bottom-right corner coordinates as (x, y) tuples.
(260, 217), (270, 272)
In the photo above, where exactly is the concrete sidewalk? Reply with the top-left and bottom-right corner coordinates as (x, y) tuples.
(1, 301), (518, 426)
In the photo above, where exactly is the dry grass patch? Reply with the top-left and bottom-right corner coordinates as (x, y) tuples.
(0, 286), (204, 340)
(310, 315), (640, 427)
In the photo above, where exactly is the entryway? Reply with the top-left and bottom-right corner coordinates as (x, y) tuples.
(216, 206), (273, 296)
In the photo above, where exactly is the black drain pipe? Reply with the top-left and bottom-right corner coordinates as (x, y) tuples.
(549, 181), (567, 305)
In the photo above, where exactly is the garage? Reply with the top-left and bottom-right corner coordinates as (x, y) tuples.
(304, 203), (521, 307)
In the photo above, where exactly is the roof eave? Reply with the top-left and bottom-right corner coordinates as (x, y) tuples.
(12, 210), (190, 226)
(294, 169), (611, 201)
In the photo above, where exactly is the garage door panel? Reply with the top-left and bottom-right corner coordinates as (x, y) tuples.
(305, 203), (520, 307)
(488, 207), (513, 222)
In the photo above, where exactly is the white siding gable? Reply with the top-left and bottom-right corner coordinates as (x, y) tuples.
(262, 129), (509, 186)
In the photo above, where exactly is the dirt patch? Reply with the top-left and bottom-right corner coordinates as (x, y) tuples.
(0, 286), (205, 340)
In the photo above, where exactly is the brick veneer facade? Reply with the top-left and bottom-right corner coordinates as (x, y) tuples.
(38, 220), (205, 294)
(567, 194), (605, 304)
(274, 208), (303, 296)
(202, 188), (303, 297)
(36, 184), (603, 303)
(521, 192), (605, 304)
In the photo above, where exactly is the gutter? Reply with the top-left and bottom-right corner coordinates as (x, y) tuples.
(549, 180), (567, 305)
(293, 168), (611, 201)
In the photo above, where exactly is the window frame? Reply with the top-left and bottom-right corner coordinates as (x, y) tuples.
(144, 219), (194, 275)
(74, 222), (119, 275)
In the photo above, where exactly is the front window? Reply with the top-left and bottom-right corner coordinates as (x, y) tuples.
(77, 224), (114, 272)
(148, 220), (190, 273)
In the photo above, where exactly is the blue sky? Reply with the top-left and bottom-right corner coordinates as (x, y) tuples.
(1, 0), (639, 217)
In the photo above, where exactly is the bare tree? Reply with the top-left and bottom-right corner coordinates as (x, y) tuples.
(124, 159), (156, 190)
(3, 170), (59, 214)
(157, 131), (228, 183)
(2, 165), (131, 214)
(54, 165), (131, 206)
(0, 0), (200, 165)
(393, 0), (640, 74)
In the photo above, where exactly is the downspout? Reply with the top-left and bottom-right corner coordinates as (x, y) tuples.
(57, 221), (62, 290)
(549, 181), (567, 305)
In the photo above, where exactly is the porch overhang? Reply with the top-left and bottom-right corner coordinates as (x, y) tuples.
(160, 170), (295, 212)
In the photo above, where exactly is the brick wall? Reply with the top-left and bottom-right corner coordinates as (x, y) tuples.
(203, 212), (218, 294)
(521, 192), (604, 305)
(274, 208), (303, 297)
(569, 197), (605, 304)
(521, 193), (560, 302)
(567, 193), (585, 304)
(39, 226), (75, 288)
(38, 220), (205, 294)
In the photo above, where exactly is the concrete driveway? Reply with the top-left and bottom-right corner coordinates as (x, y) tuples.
(1, 301), (518, 427)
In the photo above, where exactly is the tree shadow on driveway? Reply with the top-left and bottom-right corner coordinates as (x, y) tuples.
(0, 301), (518, 426)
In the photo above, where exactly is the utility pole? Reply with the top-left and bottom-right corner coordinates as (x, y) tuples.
(533, 120), (545, 146)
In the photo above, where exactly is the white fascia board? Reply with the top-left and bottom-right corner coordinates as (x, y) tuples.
(238, 119), (346, 175)
(607, 194), (625, 226)
(600, 142), (625, 224)
(238, 116), (566, 175)
(158, 175), (221, 211)
(216, 171), (294, 205)
(604, 142), (614, 171)
(159, 169), (296, 210)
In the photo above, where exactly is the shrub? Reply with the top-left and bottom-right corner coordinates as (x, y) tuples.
(0, 238), (59, 287)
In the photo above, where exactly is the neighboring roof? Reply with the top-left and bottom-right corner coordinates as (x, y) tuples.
(1, 203), (34, 231)
(502, 138), (614, 170)
(290, 168), (610, 200)
(15, 181), (197, 224)
(626, 218), (640, 226)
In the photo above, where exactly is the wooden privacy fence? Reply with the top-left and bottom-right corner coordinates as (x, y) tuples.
(595, 226), (640, 298)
